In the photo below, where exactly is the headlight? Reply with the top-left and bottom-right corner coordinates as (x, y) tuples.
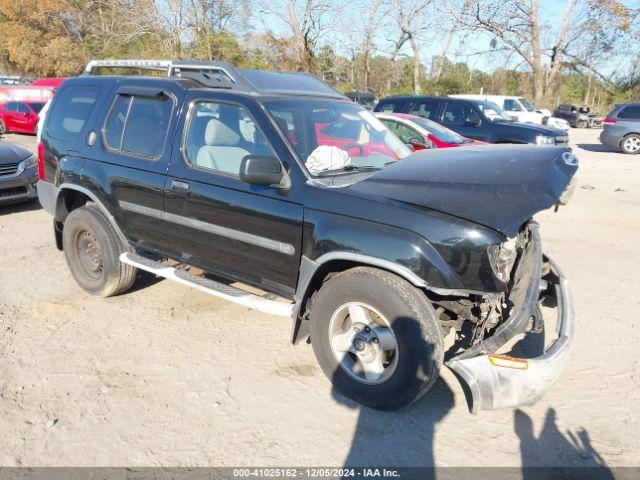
(16, 155), (36, 175)
(535, 135), (555, 145)
(487, 237), (518, 283)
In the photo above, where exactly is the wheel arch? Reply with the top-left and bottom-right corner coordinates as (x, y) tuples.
(55, 184), (128, 249)
(290, 253), (461, 345)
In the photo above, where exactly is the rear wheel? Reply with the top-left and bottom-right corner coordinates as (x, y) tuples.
(62, 205), (137, 297)
(621, 134), (640, 155)
(310, 267), (443, 410)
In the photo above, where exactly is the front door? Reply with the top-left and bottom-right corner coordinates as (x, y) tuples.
(440, 100), (487, 141)
(164, 93), (304, 297)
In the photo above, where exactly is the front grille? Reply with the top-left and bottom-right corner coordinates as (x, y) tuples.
(555, 136), (569, 146)
(0, 162), (20, 176)
(0, 186), (27, 198)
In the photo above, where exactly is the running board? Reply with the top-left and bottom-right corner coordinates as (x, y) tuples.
(119, 252), (294, 317)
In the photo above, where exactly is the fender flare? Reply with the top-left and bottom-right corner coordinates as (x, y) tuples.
(55, 183), (129, 246)
(289, 252), (466, 344)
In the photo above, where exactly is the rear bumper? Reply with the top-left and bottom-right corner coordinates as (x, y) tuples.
(447, 229), (574, 412)
(600, 128), (622, 148)
(0, 167), (38, 205)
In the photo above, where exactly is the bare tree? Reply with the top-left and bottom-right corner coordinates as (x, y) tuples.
(457, 0), (577, 103)
(387, 0), (432, 94)
(362, 0), (384, 89)
(260, 0), (335, 71)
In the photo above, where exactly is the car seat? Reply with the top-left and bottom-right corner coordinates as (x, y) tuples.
(196, 118), (250, 174)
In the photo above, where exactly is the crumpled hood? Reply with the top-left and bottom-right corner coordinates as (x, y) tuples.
(0, 142), (32, 165)
(349, 145), (578, 238)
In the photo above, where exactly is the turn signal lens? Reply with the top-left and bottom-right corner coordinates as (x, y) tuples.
(489, 354), (529, 370)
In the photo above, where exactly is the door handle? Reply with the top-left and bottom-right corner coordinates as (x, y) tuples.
(171, 180), (190, 192)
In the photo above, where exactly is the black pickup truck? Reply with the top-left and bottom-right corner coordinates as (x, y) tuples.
(37, 60), (577, 412)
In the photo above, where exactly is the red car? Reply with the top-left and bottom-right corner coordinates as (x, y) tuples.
(375, 112), (486, 150)
(0, 100), (45, 135)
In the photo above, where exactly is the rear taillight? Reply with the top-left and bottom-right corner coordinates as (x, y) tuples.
(37, 141), (45, 180)
(603, 117), (617, 124)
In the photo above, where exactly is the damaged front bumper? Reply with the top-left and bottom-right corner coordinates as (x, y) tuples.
(446, 225), (574, 413)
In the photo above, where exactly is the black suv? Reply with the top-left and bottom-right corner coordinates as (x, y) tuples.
(375, 95), (569, 145)
(38, 60), (577, 411)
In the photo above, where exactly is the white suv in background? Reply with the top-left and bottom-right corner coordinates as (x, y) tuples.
(451, 94), (570, 130)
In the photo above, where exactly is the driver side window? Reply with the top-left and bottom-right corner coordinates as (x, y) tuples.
(184, 101), (274, 176)
(443, 102), (479, 125)
(503, 99), (522, 111)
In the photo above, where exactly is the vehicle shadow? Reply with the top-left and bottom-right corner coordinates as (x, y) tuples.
(330, 317), (614, 477)
(331, 316), (456, 468)
(576, 143), (619, 153)
(127, 270), (164, 294)
(0, 199), (41, 215)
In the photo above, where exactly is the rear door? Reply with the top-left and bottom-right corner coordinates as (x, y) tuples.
(406, 98), (441, 120)
(82, 84), (182, 251)
(3, 102), (21, 131)
(163, 92), (304, 297)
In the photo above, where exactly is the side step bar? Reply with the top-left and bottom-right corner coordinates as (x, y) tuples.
(119, 252), (294, 317)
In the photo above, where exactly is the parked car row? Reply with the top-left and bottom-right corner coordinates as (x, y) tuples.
(374, 95), (569, 146)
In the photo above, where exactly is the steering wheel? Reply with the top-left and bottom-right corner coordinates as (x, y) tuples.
(343, 142), (365, 157)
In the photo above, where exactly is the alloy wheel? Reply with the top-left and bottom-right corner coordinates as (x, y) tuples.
(328, 302), (399, 385)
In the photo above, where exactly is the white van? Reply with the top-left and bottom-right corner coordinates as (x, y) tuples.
(450, 94), (569, 130)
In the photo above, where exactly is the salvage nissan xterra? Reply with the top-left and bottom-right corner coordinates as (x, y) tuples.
(37, 60), (578, 412)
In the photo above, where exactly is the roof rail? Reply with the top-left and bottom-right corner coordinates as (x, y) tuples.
(82, 59), (346, 99)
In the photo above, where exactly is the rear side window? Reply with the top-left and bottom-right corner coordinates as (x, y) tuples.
(408, 100), (439, 120)
(104, 93), (174, 158)
(375, 99), (403, 113)
(48, 87), (99, 141)
(618, 106), (640, 120)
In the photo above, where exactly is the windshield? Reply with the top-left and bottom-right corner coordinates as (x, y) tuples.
(477, 101), (515, 122)
(518, 97), (535, 112)
(27, 102), (45, 113)
(411, 116), (466, 144)
(263, 99), (411, 176)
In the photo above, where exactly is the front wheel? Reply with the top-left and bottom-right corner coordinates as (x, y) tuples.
(310, 267), (444, 410)
(0, 119), (6, 135)
(621, 134), (640, 155)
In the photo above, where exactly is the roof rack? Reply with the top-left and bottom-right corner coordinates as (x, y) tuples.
(82, 59), (346, 99)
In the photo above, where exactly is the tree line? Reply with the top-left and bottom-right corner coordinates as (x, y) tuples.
(0, 0), (638, 110)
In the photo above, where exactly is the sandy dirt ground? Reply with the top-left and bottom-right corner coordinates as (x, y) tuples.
(0, 129), (638, 469)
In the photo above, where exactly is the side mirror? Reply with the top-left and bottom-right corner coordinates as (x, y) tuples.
(240, 155), (290, 189)
(464, 116), (481, 127)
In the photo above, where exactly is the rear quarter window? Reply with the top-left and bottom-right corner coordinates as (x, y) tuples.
(618, 106), (640, 120)
(47, 86), (99, 142)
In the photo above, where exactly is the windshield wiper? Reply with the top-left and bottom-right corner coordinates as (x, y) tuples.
(314, 164), (382, 176)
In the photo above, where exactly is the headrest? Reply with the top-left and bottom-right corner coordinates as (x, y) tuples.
(205, 118), (241, 146)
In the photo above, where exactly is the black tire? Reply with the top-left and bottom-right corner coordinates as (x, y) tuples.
(620, 133), (640, 155)
(310, 267), (444, 410)
(0, 119), (6, 135)
(62, 205), (137, 297)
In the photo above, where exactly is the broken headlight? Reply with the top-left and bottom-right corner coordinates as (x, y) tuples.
(487, 237), (518, 283)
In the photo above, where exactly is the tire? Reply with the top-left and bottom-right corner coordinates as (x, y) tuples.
(62, 205), (137, 297)
(620, 133), (640, 155)
(310, 267), (444, 410)
(576, 120), (587, 129)
(0, 119), (6, 135)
